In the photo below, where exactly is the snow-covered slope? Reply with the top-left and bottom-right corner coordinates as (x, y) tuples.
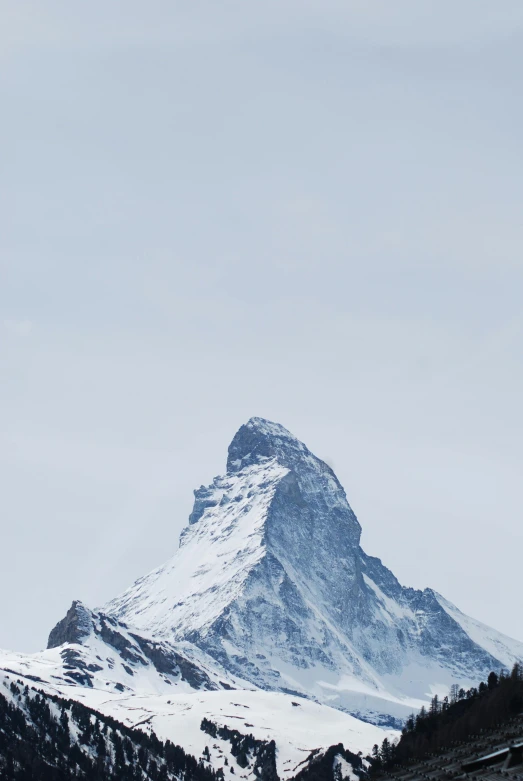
(99, 689), (393, 780)
(0, 649), (394, 780)
(0, 596), (395, 776)
(0, 668), (207, 781)
(106, 458), (290, 640)
(105, 418), (523, 725)
(1, 416), (522, 769)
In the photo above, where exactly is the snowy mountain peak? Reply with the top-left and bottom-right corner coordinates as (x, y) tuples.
(4, 418), (523, 773)
(102, 418), (523, 726)
(33, 419), (523, 732)
(225, 416), (362, 542)
(227, 417), (332, 478)
(227, 417), (306, 472)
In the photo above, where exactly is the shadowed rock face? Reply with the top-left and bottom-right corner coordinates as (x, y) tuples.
(227, 418), (362, 545)
(47, 601), (93, 649)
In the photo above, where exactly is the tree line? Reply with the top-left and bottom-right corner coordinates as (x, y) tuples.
(0, 677), (218, 781)
(369, 663), (523, 772)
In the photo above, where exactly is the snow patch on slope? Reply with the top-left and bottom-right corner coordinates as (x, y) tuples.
(106, 458), (289, 639)
(333, 754), (359, 781)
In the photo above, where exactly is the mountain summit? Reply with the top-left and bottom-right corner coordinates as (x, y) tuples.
(103, 417), (523, 724)
(2, 418), (522, 773)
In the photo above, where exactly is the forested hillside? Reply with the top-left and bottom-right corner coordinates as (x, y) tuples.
(370, 663), (523, 771)
(0, 676), (217, 781)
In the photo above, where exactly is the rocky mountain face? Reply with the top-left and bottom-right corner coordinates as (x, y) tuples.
(103, 418), (523, 724)
(1, 417), (522, 775)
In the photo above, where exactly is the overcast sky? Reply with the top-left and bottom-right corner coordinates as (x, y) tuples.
(1, 1), (523, 653)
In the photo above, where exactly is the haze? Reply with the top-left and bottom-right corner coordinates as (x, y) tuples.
(1, 0), (522, 652)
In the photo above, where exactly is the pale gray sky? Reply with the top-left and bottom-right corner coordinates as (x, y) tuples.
(1, 1), (522, 652)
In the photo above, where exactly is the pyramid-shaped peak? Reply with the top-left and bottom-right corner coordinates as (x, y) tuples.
(227, 417), (313, 474)
(226, 416), (361, 540)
